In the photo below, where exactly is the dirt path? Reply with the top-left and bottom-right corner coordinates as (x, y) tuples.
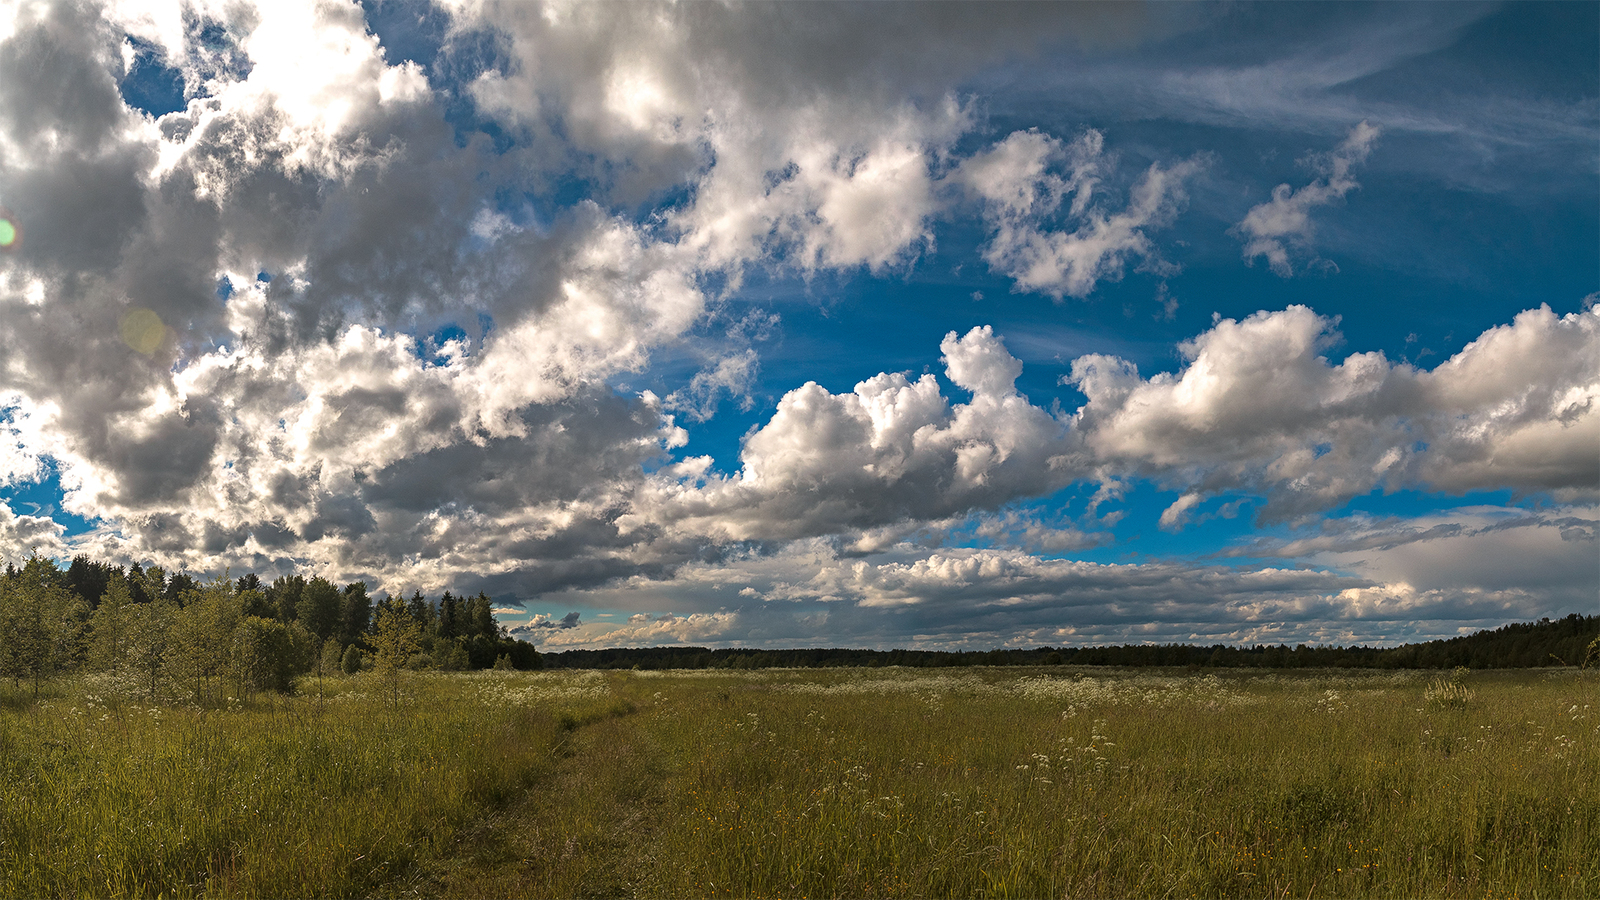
(419, 708), (672, 899)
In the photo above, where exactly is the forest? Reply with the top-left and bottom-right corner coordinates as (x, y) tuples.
(0, 554), (541, 700)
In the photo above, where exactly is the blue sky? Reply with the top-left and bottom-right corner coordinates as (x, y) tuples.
(0, 1), (1594, 649)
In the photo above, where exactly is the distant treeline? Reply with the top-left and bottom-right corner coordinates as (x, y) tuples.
(4, 552), (1596, 694)
(0, 554), (540, 699)
(543, 613), (1600, 671)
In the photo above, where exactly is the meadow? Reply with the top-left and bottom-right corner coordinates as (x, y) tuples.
(1, 665), (1595, 898)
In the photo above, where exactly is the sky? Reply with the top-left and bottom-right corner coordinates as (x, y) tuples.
(0, 0), (1595, 651)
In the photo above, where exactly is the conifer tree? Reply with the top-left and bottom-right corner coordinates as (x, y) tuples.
(340, 581), (371, 646)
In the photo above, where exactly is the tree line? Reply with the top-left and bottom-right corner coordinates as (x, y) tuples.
(541, 613), (1600, 671)
(4, 551), (1593, 692)
(0, 554), (541, 700)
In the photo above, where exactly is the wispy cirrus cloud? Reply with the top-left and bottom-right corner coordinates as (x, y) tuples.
(1233, 121), (1380, 276)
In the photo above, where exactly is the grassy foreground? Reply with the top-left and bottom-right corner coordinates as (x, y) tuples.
(2, 667), (1596, 898)
(0, 670), (629, 897)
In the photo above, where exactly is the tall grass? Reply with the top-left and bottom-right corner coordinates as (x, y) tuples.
(3, 666), (1594, 898)
(0, 670), (614, 897)
(627, 667), (1599, 899)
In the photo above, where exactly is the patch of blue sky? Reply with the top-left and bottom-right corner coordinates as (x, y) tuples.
(1338, 486), (1522, 521)
(416, 322), (470, 367)
(359, 1), (519, 154)
(2, 458), (95, 538)
(974, 480), (1267, 567)
(360, 0), (450, 73)
(118, 38), (186, 118)
(1359, 2), (1599, 104)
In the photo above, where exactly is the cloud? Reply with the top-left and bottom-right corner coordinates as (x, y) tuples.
(0, 2), (1589, 651)
(959, 129), (1206, 298)
(1028, 5), (1594, 198)
(524, 534), (1572, 650)
(0, 0), (1205, 594)
(970, 510), (1111, 554)
(459, 1), (1004, 274)
(1234, 121), (1380, 276)
(1158, 492), (1204, 531)
(0, 502), (65, 564)
(1308, 507), (1598, 601)
(634, 303), (1597, 552)
(0, 392), (45, 486)
(539, 609), (744, 648)
(632, 325), (1074, 543)
(1066, 303), (1600, 521)
(664, 349), (759, 423)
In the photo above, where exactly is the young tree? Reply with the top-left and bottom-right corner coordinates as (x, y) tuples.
(138, 565), (167, 606)
(370, 598), (422, 706)
(0, 557), (82, 695)
(308, 636), (342, 707)
(432, 639), (469, 671)
(232, 616), (303, 695)
(89, 574), (136, 670)
(168, 577), (241, 704)
(126, 596), (176, 701)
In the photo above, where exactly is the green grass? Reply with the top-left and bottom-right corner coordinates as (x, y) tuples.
(0, 670), (617, 897)
(2, 667), (1595, 898)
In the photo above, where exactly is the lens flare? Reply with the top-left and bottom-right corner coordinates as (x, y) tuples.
(120, 308), (166, 355)
(0, 208), (19, 250)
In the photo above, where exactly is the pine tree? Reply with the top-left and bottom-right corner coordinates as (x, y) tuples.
(340, 581), (371, 646)
(438, 591), (459, 638)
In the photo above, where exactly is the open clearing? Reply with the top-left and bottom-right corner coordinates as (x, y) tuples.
(3, 667), (1595, 898)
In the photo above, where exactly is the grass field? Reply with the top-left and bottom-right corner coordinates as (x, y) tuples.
(2, 666), (1595, 898)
